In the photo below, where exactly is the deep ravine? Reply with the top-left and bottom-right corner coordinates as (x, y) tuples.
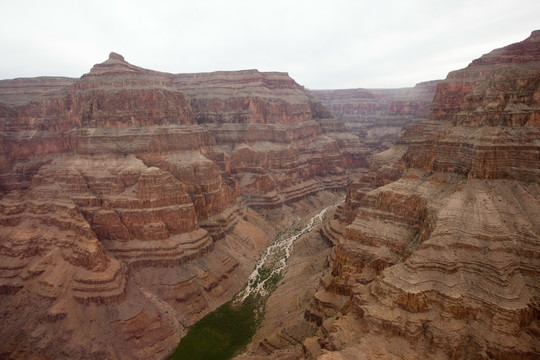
(167, 198), (342, 360)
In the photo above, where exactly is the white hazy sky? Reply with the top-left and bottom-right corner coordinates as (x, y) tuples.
(1, 0), (539, 89)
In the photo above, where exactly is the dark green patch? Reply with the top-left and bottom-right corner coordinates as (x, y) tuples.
(167, 295), (261, 360)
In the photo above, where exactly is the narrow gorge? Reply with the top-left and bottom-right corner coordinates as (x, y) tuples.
(0, 30), (539, 360)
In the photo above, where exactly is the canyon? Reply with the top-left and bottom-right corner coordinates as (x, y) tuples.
(238, 30), (540, 359)
(0, 53), (365, 359)
(0, 29), (539, 360)
(313, 80), (440, 154)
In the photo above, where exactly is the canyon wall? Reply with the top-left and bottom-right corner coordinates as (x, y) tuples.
(312, 80), (439, 153)
(310, 30), (540, 360)
(173, 70), (369, 208)
(240, 31), (540, 360)
(0, 53), (363, 359)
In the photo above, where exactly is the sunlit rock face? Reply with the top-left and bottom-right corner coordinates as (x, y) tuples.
(300, 31), (540, 360)
(0, 53), (364, 359)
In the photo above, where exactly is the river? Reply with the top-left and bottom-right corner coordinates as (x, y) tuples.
(168, 200), (340, 360)
(236, 202), (339, 302)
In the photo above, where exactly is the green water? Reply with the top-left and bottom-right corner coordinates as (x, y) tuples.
(167, 295), (261, 360)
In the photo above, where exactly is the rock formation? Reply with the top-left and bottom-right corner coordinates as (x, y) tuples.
(239, 31), (540, 359)
(173, 70), (369, 208)
(312, 81), (439, 153)
(0, 53), (363, 359)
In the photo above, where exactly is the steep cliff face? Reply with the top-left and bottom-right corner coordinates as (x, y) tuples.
(401, 32), (540, 182)
(0, 53), (362, 359)
(239, 31), (540, 360)
(312, 81), (439, 153)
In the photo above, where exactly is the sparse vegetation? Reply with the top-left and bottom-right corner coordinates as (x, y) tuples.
(263, 272), (283, 292)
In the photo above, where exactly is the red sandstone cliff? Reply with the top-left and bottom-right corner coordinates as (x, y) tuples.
(0, 53), (363, 359)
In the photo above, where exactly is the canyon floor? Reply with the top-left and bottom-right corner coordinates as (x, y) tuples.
(235, 203), (341, 360)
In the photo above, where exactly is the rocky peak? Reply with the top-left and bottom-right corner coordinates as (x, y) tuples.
(465, 29), (540, 68)
(528, 29), (540, 41)
(108, 52), (125, 61)
(85, 52), (149, 78)
(67, 52), (194, 127)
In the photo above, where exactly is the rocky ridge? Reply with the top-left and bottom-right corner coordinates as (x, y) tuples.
(239, 31), (540, 359)
(0, 53), (364, 359)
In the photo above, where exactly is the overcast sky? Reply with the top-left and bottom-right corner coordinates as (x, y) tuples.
(1, 0), (539, 89)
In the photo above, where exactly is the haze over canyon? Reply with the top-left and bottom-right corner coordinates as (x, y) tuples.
(0, 31), (539, 359)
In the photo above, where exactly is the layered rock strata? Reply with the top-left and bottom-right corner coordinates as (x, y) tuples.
(174, 70), (369, 208)
(312, 80), (439, 153)
(311, 83), (440, 225)
(0, 53), (362, 358)
(240, 31), (540, 360)
(306, 30), (540, 360)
